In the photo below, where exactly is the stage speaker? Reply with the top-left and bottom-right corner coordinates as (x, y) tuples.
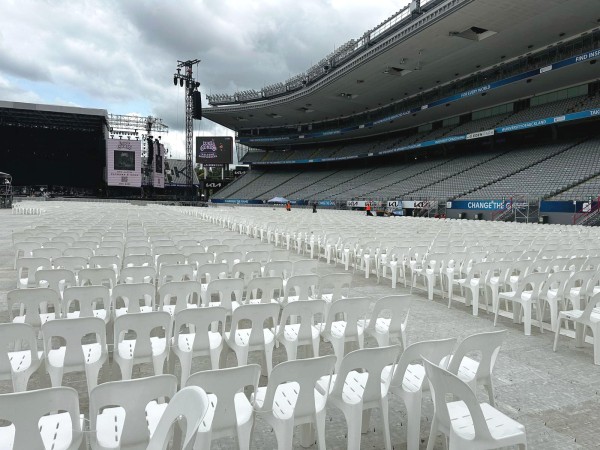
(192, 90), (202, 120)
(147, 138), (154, 164)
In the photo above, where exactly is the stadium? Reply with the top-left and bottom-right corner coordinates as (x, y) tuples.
(2, 0), (600, 449)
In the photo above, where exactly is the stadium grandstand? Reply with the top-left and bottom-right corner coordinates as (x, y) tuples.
(204, 0), (600, 224)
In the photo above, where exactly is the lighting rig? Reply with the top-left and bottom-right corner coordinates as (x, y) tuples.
(173, 59), (202, 198)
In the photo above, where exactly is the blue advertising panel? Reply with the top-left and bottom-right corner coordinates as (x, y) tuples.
(448, 200), (511, 211)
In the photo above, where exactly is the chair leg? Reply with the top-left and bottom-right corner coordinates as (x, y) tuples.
(553, 317), (563, 352)
(485, 378), (496, 407)
(236, 417), (253, 450)
(426, 416), (438, 450)
(315, 409), (327, 450)
(344, 406), (363, 450)
(523, 303), (532, 336)
(380, 397), (392, 450)
(404, 391), (422, 450)
(273, 417), (295, 450)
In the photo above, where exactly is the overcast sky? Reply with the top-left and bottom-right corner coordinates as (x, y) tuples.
(0, 0), (409, 159)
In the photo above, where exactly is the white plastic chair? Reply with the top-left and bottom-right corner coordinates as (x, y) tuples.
(119, 265), (156, 284)
(224, 302), (280, 375)
(317, 272), (351, 314)
(496, 272), (546, 335)
(276, 299), (326, 360)
(538, 270), (572, 332)
(35, 268), (76, 299)
(186, 364), (261, 450)
(0, 386), (83, 450)
(245, 276), (283, 304)
(283, 274), (319, 303)
(13, 241), (41, 268)
(384, 338), (457, 450)
(62, 285), (111, 324)
(554, 291), (600, 365)
(263, 260), (293, 279)
(0, 323), (44, 392)
(78, 267), (117, 289)
(292, 259), (318, 276)
(112, 282), (156, 317)
(147, 385), (210, 450)
(158, 280), (202, 316)
(423, 358), (527, 450)
(113, 311), (172, 380)
(16, 257), (52, 288)
(171, 306), (227, 385)
(89, 374), (178, 450)
(444, 330), (506, 407)
(123, 254), (154, 268)
(362, 295), (410, 348)
(42, 317), (108, 395)
(320, 297), (371, 372)
(254, 355), (337, 450)
(7, 287), (61, 331)
(158, 264), (195, 286)
(202, 278), (244, 314)
(64, 246), (94, 259)
(317, 346), (401, 450)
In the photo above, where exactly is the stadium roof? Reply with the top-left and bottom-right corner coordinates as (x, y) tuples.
(0, 101), (108, 132)
(205, 0), (600, 131)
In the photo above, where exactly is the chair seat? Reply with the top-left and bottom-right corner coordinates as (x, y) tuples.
(327, 321), (364, 340)
(199, 392), (253, 432)
(276, 324), (320, 342)
(316, 371), (377, 405)
(7, 350), (44, 374)
(13, 313), (55, 326)
(224, 328), (275, 347)
(447, 401), (526, 442)
(162, 304), (198, 316)
(261, 379), (328, 421)
(383, 363), (426, 393)
(48, 343), (104, 367)
(117, 337), (167, 359)
(95, 402), (167, 448)
(0, 412), (84, 450)
(358, 318), (393, 335)
(440, 355), (480, 384)
(174, 331), (222, 352)
(65, 310), (108, 322)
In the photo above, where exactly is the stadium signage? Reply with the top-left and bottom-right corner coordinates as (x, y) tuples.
(466, 129), (495, 140)
(318, 200), (336, 206)
(402, 200), (437, 209)
(447, 200), (511, 211)
(211, 199), (264, 205)
(387, 200), (400, 208)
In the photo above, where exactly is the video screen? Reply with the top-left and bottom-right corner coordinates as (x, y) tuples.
(106, 139), (141, 187)
(114, 150), (136, 171)
(196, 136), (233, 164)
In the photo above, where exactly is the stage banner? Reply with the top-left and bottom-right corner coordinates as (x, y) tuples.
(153, 143), (165, 189)
(106, 139), (141, 187)
(447, 200), (511, 210)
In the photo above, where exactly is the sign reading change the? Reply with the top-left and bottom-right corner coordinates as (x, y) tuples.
(106, 139), (142, 187)
(196, 136), (233, 165)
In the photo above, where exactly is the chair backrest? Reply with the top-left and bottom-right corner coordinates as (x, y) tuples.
(284, 274), (319, 302)
(174, 306), (228, 352)
(158, 264), (194, 286)
(89, 374), (178, 449)
(540, 270), (572, 298)
(7, 288), (61, 326)
(515, 271), (548, 297)
(42, 317), (107, 368)
(393, 338), (458, 389)
(365, 295), (410, 337)
(215, 251), (244, 273)
(446, 330), (506, 381)
(245, 250), (270, 264)
(332, 346), (401, 404)
(232, 261), (262, 285)
(423, 358), (494, 442)
(122, 254), (154, 268)
(323, 297), (371, 339)
(318, 273), (351, 302)
(0, 323), (41, 380)
(269, 249), (290, 261)
(200, 238), (220, 250)
(580, 291), (600, 321)
(187, 252), (214, 269)
(89, 255), (120, 273)
(245, 276), (283, 304)
(257, 355), (336, 419)
(16, 257), (52, 285)
(62, 285), (111, 318)
(94, 246), (122, 258)
(79, 267), (117, 289)
(147, 385), (210, 450)
(63, 247), (94, 259)
(35, 268), (76, 294)
(114, 312), (172, 359)
(277, 300), (326, 345)
(292, 259), (318, 276)
(112, 282), (156, 313)
(158, 280), (202, 313)
(156, 253), (186, 272)
(186, 364), (261, 433)
(229, 303), (280, 346)
(197, 262), (228, 284)
(564, 269), (597, 298)
(52, 256), (88, 272)
(263, 260), (293, 278)
(120, 265), (156, 284)
(0, 386), (82, 449)
(203, 278), (244, 309)
(32, 247), (62, 261)
(208, 244), (230, 255)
